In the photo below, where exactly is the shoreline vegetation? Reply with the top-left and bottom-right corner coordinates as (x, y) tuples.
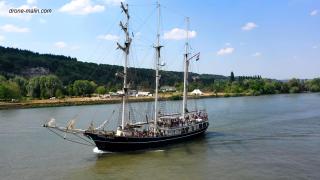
(0, 92), (317, 110)
(1, 73), (320, 110)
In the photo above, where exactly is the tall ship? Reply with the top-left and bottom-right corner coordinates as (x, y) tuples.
(44, 2), (209, 152)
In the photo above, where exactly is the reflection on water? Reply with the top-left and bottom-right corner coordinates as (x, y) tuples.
(1, 93), (320, 180)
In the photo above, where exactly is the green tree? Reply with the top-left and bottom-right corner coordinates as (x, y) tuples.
(0, 75), (6, 82)
(66, 84), (74, 96)
(306, 78), (320, 92)
(73, 80), (96, 96)
(27, 75), (62, 98)
(12, 76), (27, 96)
(55, 89), (64, 98)
(96, 86), (106, 94)
(263, 81), (276, 94)
(287, 78), (302, 93)
(230, 71), (235, 82)
(212, 80), (227, 93)
(27, 77), (40, 98)
(0, 81), (21, 100)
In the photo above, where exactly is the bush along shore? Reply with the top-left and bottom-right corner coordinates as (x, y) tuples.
(1, 72), (320, 109)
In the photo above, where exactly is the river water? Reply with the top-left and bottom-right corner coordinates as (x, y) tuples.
(0, 93), (320, 180)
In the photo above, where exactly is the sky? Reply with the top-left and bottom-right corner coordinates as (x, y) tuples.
(0, 0), (319, 79)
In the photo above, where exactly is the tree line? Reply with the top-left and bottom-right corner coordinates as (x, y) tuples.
(210, 72), (320, 96)
(0, 46), (223, 91)
(0, 75), (101, 100)
(1, 74), (320, 101)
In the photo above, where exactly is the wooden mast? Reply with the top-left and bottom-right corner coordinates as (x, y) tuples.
(182, 17), (190, 119)
(154, 0), (163, 134)
(117, 2), (131, 130)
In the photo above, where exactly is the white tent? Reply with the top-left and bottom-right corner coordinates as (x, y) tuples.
(191, 89), (203, 95)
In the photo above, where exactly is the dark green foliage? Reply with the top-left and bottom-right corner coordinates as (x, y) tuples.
(306, 78), (320, 92)
(0, 46), (223, 90)
(230, 71), (235, 82)
(212, 77), (318, 96)
(169, 95), (182, 100)
(55, 89), (64, 98)
(26, 75), (62, 99)
(72, 80), (97, 96)
(96, 85), (107, 94)
(0, 75), (6, 82)
(0, 77), (21, 100)
(212, 81), (227, 93)
(287, 78), (303, 93)
(12, 76), (27, 96)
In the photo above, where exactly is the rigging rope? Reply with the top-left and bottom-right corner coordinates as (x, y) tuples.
(47, 128), (95, 147)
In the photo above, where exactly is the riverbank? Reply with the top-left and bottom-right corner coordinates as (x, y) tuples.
(0, 92), (257, 110)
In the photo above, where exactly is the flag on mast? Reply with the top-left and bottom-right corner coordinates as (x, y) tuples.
(195, 52), (200, 61)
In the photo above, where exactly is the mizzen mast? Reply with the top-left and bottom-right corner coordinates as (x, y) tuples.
(154, 0), (163, 133)
(182, 17), (190, 119)
(117, 2), (131, 129)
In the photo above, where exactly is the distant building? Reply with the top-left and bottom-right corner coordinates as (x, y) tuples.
(191, 89), (203, 95)
(116, 90), (124, 95)
(160, 86), (176, 92)
(110, 92), (119, 96)
(137, 91), (151, 97)
(116, 90), (137, 97)
(128, 90), (137, 97)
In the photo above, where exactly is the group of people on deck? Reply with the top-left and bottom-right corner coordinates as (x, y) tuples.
(120, 111), (208, 138)
(157, 111), (208, 128)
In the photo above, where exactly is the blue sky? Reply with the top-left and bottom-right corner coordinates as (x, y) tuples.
(0, 0), (319, 79)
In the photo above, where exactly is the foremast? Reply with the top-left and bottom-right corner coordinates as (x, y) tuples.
(182, 17), (190, 119)
(154, 0), (163, 134)
(117, 2), (131, 130)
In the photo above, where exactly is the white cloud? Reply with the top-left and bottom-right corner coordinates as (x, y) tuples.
(310, 9), (318, 16)
(54, 41), (80, 50)
(242, 22), (258, 31)
(252, 52), (262, 57)
(0, 24), (30, 33)
(54, 41), (67, 48)
(217, 47), (234, 56)
(97, 34), (120, 41)
(59, 0), (105, 15)
(163, 28), (196, 40)
(27, 0), (37, 5)
(103, 0), (125, 6)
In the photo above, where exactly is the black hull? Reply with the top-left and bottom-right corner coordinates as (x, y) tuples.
(84, 127), (208, 152)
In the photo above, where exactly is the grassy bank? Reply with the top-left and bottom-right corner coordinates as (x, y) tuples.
(0, 92), (254, 110)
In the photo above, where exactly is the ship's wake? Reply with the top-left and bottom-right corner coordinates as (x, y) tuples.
(93, 147), (112, 154)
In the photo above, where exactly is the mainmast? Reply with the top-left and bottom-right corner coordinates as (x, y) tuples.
(182, 17), (190, 119)
(154, 0), (163, 133)
(117, 2), (131, 129)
